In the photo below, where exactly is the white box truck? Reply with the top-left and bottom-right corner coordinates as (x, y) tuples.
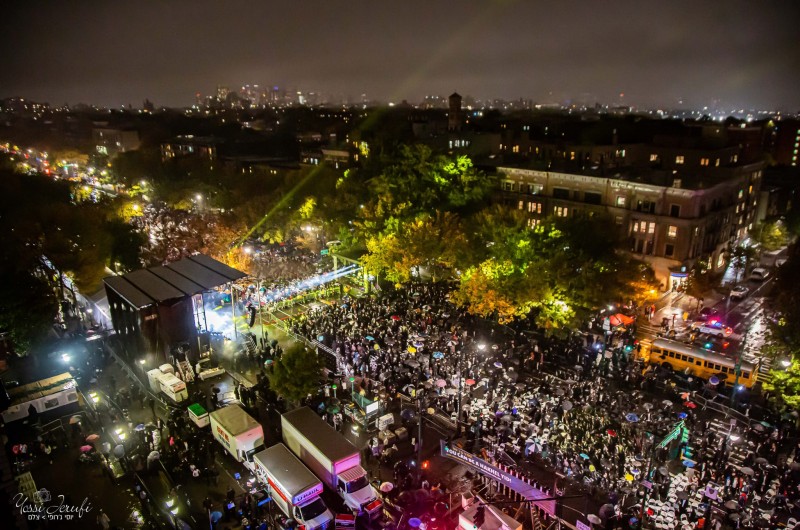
(158, 373), (189, 402)
(282, 407), (382, 517)
(254, 444), (334, 530)
(210, 404), (265, 472)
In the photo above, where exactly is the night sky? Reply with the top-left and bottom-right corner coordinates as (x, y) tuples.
(2, 0), (798, 110)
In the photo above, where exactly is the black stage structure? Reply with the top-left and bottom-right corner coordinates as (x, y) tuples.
(103, 254), (247, 364)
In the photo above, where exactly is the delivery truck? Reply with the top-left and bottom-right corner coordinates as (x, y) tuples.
(281, 407), (382, 517)
(210, 404), (265, 472)
(254, 444), (334, 530)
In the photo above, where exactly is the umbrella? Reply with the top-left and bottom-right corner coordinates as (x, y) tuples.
(755, 457), (768, 465)
(677, 412), (688, 419)
(465, 379), (476, 386)
(562, 401), (573, 411)
(134, 424), (145, 432)
(658, 466), (668, 476)
(587, 514), (602, 525)
(432, 351), (445, 360)
(445, 388), (457, 395)
(759, 420), (771, 428)
(366, 335), (375, 341)
(493, 362), (503, 368)
(625, 413), (639, 423)
(554, 388), (565, 397)
(682, 460), (695, 468)
(69, 415), (82, 425)
(676, 491), (689, 500)
(643, 402), (653, 410)
(599, 504), (615, 518)
(408, 347), (417, 354)
(380, 482), (394, 493)
(685, 402), (697, 409)
(579, 453), (590, 460)
(401, 409), (416, 421)
(210, 511), (223, 523)
(662, 399), (673, 407)
(80, 445), (93, 453)
(101, 442), (111, 454)
(85, 434), (100, 442)
(709, 376), (720, 385)
(724, 500), (739, 510)
(318, 335), (325, 342)
(729, 513), (740, 521)
(147, 450), (160, 460)
(113, 445), (125, 457)
(436, 379), (447, 388)
(607, 429), (617, 437)
(145, 423), (157, 431)
(328, 406), (340, 414)
(391, 315), (401, 321)
(409, 518), (422, 528)
(740, 466), (754, 476)
(680, 392), (691, 400)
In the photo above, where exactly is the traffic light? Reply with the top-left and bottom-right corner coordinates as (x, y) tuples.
(421, 460), (430, 470)
(474, 505), (485, 528)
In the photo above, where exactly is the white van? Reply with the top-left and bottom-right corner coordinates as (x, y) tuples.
(749, 268), (769, 282)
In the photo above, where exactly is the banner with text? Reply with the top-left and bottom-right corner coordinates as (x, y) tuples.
(440, 441), (556, 516)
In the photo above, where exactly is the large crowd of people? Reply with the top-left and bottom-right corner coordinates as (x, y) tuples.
(287, 282), (800, 529)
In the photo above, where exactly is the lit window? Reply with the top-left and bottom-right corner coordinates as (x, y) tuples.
(616, 196), (626, 207)
(518, 200), (524, 210)
(738, 189), (744, 199)
(675, 155), (684, 164)
(700, 158), (709, 166)
(668, 226), (677, 238)
(649, 154), (658, 162)
(648, 222), (655, 234)
(633, 221), (639, 233)
(570, 151), (575, 160)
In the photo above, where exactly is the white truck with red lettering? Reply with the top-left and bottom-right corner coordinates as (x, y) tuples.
(254, 444), (334, 530)
(282, 407), (382, 517)
(210, 404), (265, 473)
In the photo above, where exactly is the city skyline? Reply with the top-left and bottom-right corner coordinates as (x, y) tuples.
(1, 1), (799, 110)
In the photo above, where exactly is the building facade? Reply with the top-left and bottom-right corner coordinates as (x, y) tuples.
(498, 162), (763, 290)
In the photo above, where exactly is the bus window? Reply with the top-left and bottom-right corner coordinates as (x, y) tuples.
(704, 361), (711, 368)
(681, 355), (688, 362)
(721, 367), (729, 374)
(696, 360), (702, 366)
(742, 371), (750, 379)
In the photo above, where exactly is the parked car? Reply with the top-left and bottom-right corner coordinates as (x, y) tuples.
(699, 307), (720, 320)
(730, 285), (749, 300)
(749, 268), (769, 281)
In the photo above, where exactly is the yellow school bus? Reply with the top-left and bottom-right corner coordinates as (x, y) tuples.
(636, 338), (759, 389)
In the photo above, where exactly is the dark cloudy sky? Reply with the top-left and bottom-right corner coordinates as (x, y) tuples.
(2, 0), (798, 110)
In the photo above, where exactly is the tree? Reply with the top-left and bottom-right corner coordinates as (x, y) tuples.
(763, 359), (800, 410)
(751, 220), (789, 252)
(267, 345), (323, 406)
(731, 245), (757, 283)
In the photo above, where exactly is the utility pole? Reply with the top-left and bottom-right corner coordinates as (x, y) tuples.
(456, 346), (465, 436)
(730, 331), (747, 408)
(416, 393), (423, 483)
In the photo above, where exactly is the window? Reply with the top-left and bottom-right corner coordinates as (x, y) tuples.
(650, 154), (658, 162)
(665, 244), (674, 257)
(738, 189), (744, 199)
(715, 158), (720, 167)
(700, 158), (709, 166)
(670, 204), (681, 217)
(570, 151), (575, 160)
(513, 145), (519, 153)
(648, 222), (655, 234)
(675, 155), (685, 165)
(554, 206), (569, 217)
(732, 154), (738, 163)
(616, 196), (627, 207)
(518, 200), (524, 210)
(584, 192), (602, 205)
(501, 181), (515, 192)
(43, 398), (59, 409)
(633, 221), (639, 233)
(553, 187), (570, 199)
(615, 215), (623, 225)
(528, 201), (542, 214)
(742, 371), (750, 379)
(527, 218), (539, 228)
(668, 225), (678, 238)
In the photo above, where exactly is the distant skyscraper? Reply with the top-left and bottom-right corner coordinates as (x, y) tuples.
(448, 92), (462, 132)
(216, 85), (229, 101)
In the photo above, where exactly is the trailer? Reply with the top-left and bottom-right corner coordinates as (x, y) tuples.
(282, 407), (381, 517)
(253, 444), (334, 530)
